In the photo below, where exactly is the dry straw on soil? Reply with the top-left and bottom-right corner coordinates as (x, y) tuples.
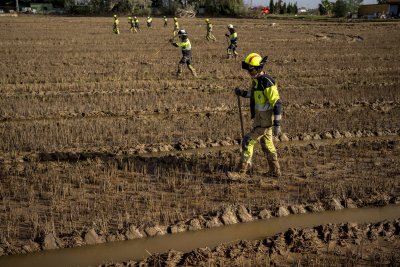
(0, 16), (399, 257)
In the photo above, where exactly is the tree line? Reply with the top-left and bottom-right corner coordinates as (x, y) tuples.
(268, 0), (299, 15)
(318, 0), (363, 17)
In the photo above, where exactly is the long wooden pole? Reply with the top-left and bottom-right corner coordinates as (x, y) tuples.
(237, 95), (245, 140)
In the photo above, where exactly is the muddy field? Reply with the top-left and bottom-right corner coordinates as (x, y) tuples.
(0, 15), (399, 264)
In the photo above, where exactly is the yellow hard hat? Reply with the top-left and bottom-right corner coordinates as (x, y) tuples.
(128, 17), (131, 19)
(205, 18), (209, 22)
(228, 24), (234, 29)
(173, 17), (178, 21)
(113, 14), (117, 18)
(242, 53), (268, 70)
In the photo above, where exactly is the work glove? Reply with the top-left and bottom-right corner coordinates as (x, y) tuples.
(235, 88), (245, 97)
(273, 120), (281, 136)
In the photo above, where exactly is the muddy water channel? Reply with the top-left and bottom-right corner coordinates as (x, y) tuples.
(1, 205), (399, 267)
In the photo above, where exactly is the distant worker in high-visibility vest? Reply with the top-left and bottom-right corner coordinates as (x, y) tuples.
(227, 53), (282, 179)
(147, 16), (153, 28)
(128, 17), (134, 32)
(205, 18), (216, 41)
(173, 17), (180, 37)
(225, 24), (238, 59)
(169, 30), (198, 78)
(113, 14), (120, 34)
(163, 16), (168, 27)
(133, 16), (139, 32)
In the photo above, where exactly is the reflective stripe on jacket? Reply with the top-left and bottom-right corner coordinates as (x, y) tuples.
(229, 31), (237, 43)
(249, 74), (279, 119)
(175, 38), (192, 57)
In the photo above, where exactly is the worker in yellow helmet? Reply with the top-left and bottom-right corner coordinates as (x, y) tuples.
(163, 16), (168, 27)
(227, 53), (282, 179)
(146, 16), (153, 28)
(169, 30), (198, 78)
(128, 16), (134, 32)
(133, 16), (139, 32)
(205, 18), (216, 41)
(173, 17), (180, 37)
(113, 14), (120, 34)
(225, 24), (238, 59)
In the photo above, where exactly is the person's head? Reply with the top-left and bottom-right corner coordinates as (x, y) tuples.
(205, 18), (209, 23)
(128, 16), (131, 20)
(242, 53), (268, 78)
(178, 29), (188, 40)
(227, 24), (234, 32)
(134, 16), (137, 19)
(174, 17), (178, 21)
(113, 14), (117, 19)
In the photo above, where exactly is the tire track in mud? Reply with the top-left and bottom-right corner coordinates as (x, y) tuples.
(0, 131), (398, 164)
(1, 101), (398, 124)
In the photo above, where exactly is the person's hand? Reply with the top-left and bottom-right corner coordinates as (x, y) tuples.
(273, 120), (281, 136)
(273, 125), (281, 136)
(169, 38), (173, 43)
(235, 88), (243, 96)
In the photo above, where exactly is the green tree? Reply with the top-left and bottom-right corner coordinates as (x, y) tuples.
(287, 2), (292, 13)
(333, 0), (347, 17)
(318, 3), (327, 14)
(269, 0), (275, 13)
(203, 0), (245, 15)
(347, 0), (363, 13)
(321, 0), (333, 15)
(293, 2), (297, 13)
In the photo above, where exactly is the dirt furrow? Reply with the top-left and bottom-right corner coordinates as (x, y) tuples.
(0, 131), (398, 164)
(0, 101), (398, 123)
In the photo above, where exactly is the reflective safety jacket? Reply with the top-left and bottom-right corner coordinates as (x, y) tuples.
(174, 21), (180, 30)
(173, 38), (192, 57)
(207, 23), (213, 32)
(227, 30), (237, 44)
(134, 18), (139, 26)
(243, 74), (281, 123)
(114, 19), (119, 26)
(147, 18), (152, 24)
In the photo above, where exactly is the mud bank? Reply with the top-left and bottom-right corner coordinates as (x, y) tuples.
(132, 219), (400, 267)
(0, 205), (399, 267)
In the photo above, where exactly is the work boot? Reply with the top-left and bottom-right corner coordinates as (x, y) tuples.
(266, 153), (281, 178)
(226, 162), (250, 181)
(188, 65), (198, 78)
(176, 65), (183, 78)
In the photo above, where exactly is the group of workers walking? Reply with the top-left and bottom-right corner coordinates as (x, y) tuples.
(113, 14), (282, 180)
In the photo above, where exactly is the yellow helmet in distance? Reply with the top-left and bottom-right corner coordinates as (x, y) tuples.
(205, 18), (209, 22)
(242, 53), (268, 70)
(173, 17), (178, 21)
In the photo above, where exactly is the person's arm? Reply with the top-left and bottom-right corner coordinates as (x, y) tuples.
(262, 76), (282, 135)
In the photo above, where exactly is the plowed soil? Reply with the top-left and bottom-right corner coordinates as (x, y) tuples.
(0, 16), (399, 265)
